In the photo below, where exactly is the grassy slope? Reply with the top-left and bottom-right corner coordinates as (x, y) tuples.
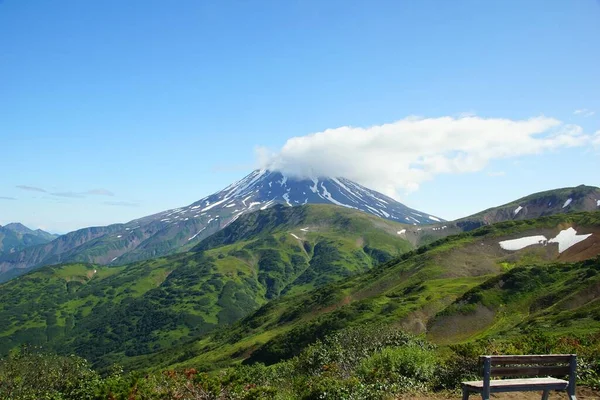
(428, 257), (600, 343)
(136, 211), (600, 372)
(0, 204), (413, 369)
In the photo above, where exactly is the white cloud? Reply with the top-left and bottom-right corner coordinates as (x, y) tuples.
(593, 130), (600, 147)
(487, 171), (506, 177)
(574, 109), (595, 117)
(257, 115), (597, 198)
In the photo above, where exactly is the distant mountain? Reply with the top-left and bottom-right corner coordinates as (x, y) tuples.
(456, 184), (600, 229)
(0, 223), (58, 255)
(0, 170), (441, 282)
(0, 204), (414, 365)
(397, 185), (600, 247)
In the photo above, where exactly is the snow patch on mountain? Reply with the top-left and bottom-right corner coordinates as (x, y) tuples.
(514, 206), (523, 215)
(499, 236), (547, 251)
(499, 227), (592, 253)
(562, 198), (572, 208)
(548, 227), (592, 253)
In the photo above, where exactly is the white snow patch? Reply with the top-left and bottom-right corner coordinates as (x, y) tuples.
(498, 228), (592, 253)
(241, 195), (252, 206)
(428, 215), (441, 222)
(191, 205), (202, 210)
(279, 175), (288, 186)
(283, 190), (292, 206)
(514, 206), (523, 215)
(300, 227), (309, 232)
(290, 233), (300, 240)
(111, 257), (118, 262)
(201, 197), (228, 212)
(597, 199), (600, 207)
(320, 183), (354, 209)
(225, 203), (236, 208)
(331, 177), (362, 203)
(548, 227), (592, 253)
(117, 235), (122, 238)
(248, 202), (261, 208)
(366, 205), (383, 216)
(260, 199), (276, 210)
(269, 181), (272, 187)
(562, 198), (572, 208)
(397, 229), (406, 235)
(380, 209), (390, 218)
(499, 235), (548, 251)
(309, 177), (319, 193)
(188, 227), (206, 241)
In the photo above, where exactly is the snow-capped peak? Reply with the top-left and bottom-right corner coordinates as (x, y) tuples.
(177, 170), (443, 225)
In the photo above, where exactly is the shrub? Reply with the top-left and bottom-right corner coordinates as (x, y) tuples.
(357, 345), (437, 388)
(0, 347), (101, 400)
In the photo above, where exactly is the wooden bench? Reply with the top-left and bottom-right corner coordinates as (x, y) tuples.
(461, 354), (577, 400)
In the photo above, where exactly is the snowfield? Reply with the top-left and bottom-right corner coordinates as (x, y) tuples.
(499, 227), (592, 253)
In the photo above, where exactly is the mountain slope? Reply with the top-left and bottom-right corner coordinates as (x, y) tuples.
(397, 185), (600, 247)
(142, 211), (600, 371)
(0, 170), (440, 282)
(0, 223), (58, 255)
(0, 204), (413, 368)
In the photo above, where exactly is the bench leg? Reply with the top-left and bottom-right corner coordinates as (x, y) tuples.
(461, 386), (469, 400)
(541, 390), (549, 400)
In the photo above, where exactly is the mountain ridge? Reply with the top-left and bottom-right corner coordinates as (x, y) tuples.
(0, 170), (439, 282)
(0, 223), (58, 257)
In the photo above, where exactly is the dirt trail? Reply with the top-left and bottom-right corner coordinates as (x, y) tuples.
(396, 387), (599, 399)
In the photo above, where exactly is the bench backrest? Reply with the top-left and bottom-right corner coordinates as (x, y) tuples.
(480, 354), (576, 378)
(478, 354), (576, 396)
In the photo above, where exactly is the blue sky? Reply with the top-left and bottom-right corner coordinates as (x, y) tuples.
(1, 0), (599, 233)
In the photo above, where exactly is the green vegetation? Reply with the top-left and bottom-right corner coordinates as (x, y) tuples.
(2, 324), (599, 399)
(0, 204), (413, 371)
(1, 208), (600, 398)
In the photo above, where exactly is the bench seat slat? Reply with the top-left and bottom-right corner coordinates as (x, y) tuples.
(463, 377), (569, 392)
(491, 365), (570, 377)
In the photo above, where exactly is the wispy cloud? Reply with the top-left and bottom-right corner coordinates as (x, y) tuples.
(85, 188), (115, 196)
(258, 115), (598, 197)
(17, 185), (115, 198)
(0, 196), (16, 200)
(574, 109), (595, 117)
(103, 201), (139, 207)
(16, 185), (46, 193)
(50, 192), (85, 198)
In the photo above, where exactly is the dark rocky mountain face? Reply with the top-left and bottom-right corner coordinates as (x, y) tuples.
(0, 170), (440, 281)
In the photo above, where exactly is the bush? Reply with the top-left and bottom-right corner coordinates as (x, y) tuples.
(358, 345), (437, 388)
(0, 347), (101, 400)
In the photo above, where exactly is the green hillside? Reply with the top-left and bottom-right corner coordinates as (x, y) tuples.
(0, 204), (413, 369)
(139, 211), (600, 372)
